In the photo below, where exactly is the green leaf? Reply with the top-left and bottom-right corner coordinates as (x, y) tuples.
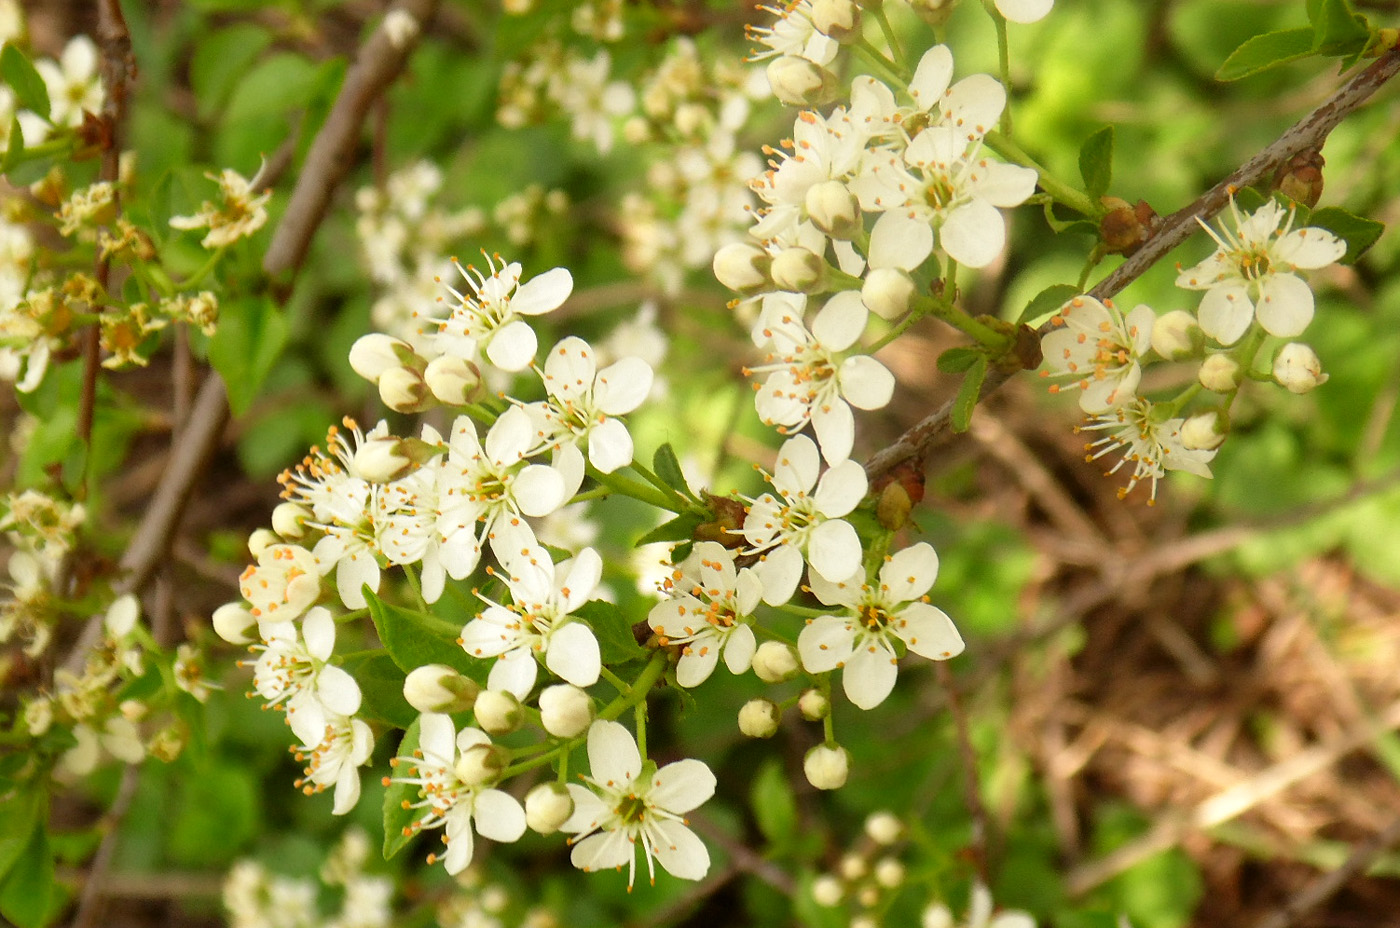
(1310, 0), (1369, 56)
(652, 443), (692, 498)
(951, 356), (988, 433)
(635, 510), (703, 547)
(364, 588), (485, 683)
(1077, 126), (1114, 200)
(168, 763), (259, 866)
(0, 789), (40, 885)
(382, 718), (423, 860)
(0, 826), (55, 928)
(337, 650), (416, 728)
(750, 759), (798, 846)
(208, 296), (289, 415)
(223, 52), (320, 125)
(575, 600), (646, 665)
(1216, 28), (1315, 80)
(191, 24), (273, 119)
(936, 346), (981, 374)
(1018, 283), (1080, 327)
(0, 45), (50, 120)
(1307, 206), (1384, 264)
(3, 115), (23, 171)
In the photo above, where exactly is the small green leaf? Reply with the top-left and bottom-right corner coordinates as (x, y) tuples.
(635, 510), (703, 547)
(1216, 28), (1315, 81)
(1307, 206), (1384, 264)
(1077, 126), (1114, 200)
(0, 827), (55, 928)
(576, 600), (646, 665)
(1019, 283), (1080, 327)
(951, 356), (988, 433)
(1310, 0), (1369, 56)
(337, 650), (416, 728)
(208, 296), (289, 415)
(750, 759), (798, 845)
(382, 719), (424, 860)
(1, 45), (50, 120)
(652, 443), (692, 498)
(936, 346), (981, 374)
(364, 588), (485, 683)
(223, 52), (320, 125)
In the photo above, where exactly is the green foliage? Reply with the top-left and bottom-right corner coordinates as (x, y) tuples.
(381, 718), (423, 860)
(1077, 126), (1114, 201)
(0, 825), (58, 928)
(951, 356), (989, 433)
(364, 588), (486, 682)
(1216, 29), (1315, 81)
(338, 650), (417, 728)
(749, 758), (799, 847)
(209, 295), (291, 415)
(0, 45), (50, 120)
(576, 600), (647, 666)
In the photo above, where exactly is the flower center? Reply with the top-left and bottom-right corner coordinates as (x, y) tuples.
(614, 793), (647, 824)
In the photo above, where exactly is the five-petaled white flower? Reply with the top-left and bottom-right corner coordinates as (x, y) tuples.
(561, 720), (716, 888)
(249, 607), (362, 722)
(648, 542), (761, 688)
(1175, 198), (1345, 346)
(1079, 398), (1217, 504)
(1039, 296), (1155, 414)
(36, 35), (104, 128)
(428, 254), (573, 372)
(290, 708), (375, 815)
(169, 162), (271, 249)
(238, 543), (322, 624)
(798, 543), (964, 709)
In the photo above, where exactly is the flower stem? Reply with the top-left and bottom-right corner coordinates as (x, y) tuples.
(587, 466), (683, 513)
(599, 651), (669, 722)
(995, 11), (1013, 136)
(855, 38), (909, 87)
(872, 5), (907, 72)
(629, 459), (688, 509)
(985, 131), (1102, 218)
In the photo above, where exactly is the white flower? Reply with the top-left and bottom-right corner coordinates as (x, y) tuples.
(850, 45), (1006, 146)
(35, 35), (103, 128)
(995, 0), (1052, 24)
(428, 254), (573, 372)
(1039, 296), (1155, 414)
(746, 0), (838, 66)
(552, 51), (635, 155)
(561, 720), (715, 887)
(1175, 198), (1345, 345)
(1079, 399), (1217, 503)
(238, 543), (322, 624)
(746, 291), (895, 465)
(921, 883), (1036, 928)
(459, 545), (603, 697)
(749, 108), (869, 247)
(249, 607), (363, 723)
(388, 714), (526, 874)
(291, 711), (375, 815)
(798, 543), (964, 709)
(647, 542), (761, 687)
(169, 163), (271, 249)
(742, 435), (867, 605)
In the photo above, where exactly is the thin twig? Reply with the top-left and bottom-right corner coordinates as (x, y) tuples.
(1252, 813), (1400, 928)
(67, 764), (140, 928)
(865, 50), (1400, 485)
(936, 661), (991, 885)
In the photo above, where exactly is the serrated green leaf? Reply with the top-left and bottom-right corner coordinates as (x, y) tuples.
(1216, 28), (1315, 81)
(1019, 283), (1080, 327)
(652, 443), (692, 498)
(382, 719), (423, 860)
(0, 825), (55, 928)
(575, 600), (646, 665)
(1307, 206), (1384, 264)
(635, 510), (703, 547)
(338, 650), (416, 728)
(191, 24), (273, 119)
(1077, 126), (1114, 200)
(937, 346), (981, 374)
(1, 45), (50, 121)
(1310, 0), (1369, 56)
(750, 759), (798, 845)
(951, 356), (988, 433)
(364, 588), (485, 683)
(208, 296), (288, 415)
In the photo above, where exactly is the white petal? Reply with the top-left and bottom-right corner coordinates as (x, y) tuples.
(587, 719), (641, 786)
(941, 74), (1006, 136)
(869, 211), (934, 272)
(1276, 226), (1345, 269)
(973, 161), (1039, 208)
(545, 622), (601, 688)
(513, 464), (567, 517)
(807, 519), (863, 582)
(773, 435), (820, 495)
(487, 648), (538, 699)
(650, 819), (711, 881)
(302, 607), (336, 660)
(839, 355), (895, 410)
(442, 809), (476, 874)
(843, 639), (899, 709)
(814, 460), (868, 517)
(512, 266), (573, 315)
(940, 198), (1006, 269)
(485, 319), (538, 371)
(544, 336), (597, 399)
(812, 291), (868, 351)
(418, 713), (458, 767)
(723, 625), (757, 675)
(755, 544), (804, 606)
(558, 547), (603, 611)
(880, 542), (939, 601)
(473, 788), (528, 842)
(798, 615), (855, 673)
(587, 418), (635, 474)
(316, 666), (362, 717)
(908, 45), (954, 106)
(594, 357), (654, 415)
(649, 758), (717, 813)
(1197, 281), (1253, 346)
(1254, 273), (1315, 338)
(676, 644), (721, 688)
(331, 764), (362, 815)
(896, 603), (965, 661)
(571, 829), (633, 873)
(460, 611), (518, 659)
(811, 400), (855, 466)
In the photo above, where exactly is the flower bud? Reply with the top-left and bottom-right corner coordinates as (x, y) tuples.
(804, 743), (850, 790)
(622, 115), (652, 146)
(852, 915), (878, 928)
(812, 874), (844, 907)
(1272, 149), (1325, 209)
(105, 594), (140, 638)
(1180, 410), (1227, 451)
(271, 501), (311, 540)
(1273, 342), (1327, 394)
(424, 355), (481, 406)
(864, 811), (903, 845)
(766, 55), (838, 107)
(525, 782), (575, 834)
(798, 688), (830, 721)
(752, 641), (800, 683)
(1198, 353), (1242, 393)
(738, 698), (781, 738)
(770, 247), (827, 293)
(862, 267), (915, 320)
(404, 664), (480, 714)
(713, 242), (771, 293)
(805, 180), (860, 240)
(811, 0), (861, 41)
(353, 436), (414, 483)
(876, 480), (913, 531)
(538, 683), (595, 738)
(856, 888), (880, 911)
(454, 741), (507, 786)
(213, 602), (257, 644)
(1151, 309), (1202, 360)
(147, 724), (188, 763)
(908, 0), (954, 28)
(349, 334), (416, 383)
(1099, 197), (1160, 257)
(838, 853), (867, 880)
(874, 857), (905, 888)
(378, 365), (433, 413)
(247, 528), (279, 561)
(474, 689), (524, 736)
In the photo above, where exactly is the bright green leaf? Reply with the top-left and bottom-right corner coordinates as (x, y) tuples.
(1, 45), (50, 120)
(937, 346), (981, 374)
(191, 24), (273, 119)
(635, 510), (703, 547)
(223, 52), (320, 125)
(1018, 283), (1080, 327)
(1216, 28), (1315, 80)
(575, 600), (646, 665)
(1307, 206), (1384, 264)
(1078, 125), (1114, 200)
(363, 588), (485, 683)
(208, 296), (289, 415)
(951, 356), (988, 433)
(0, 826), (54, 928)
(337, 650), (416, 728)
(1310, 0), (1369, 56)
(382, 718), (423, 860)
(652, 443), (692, 498)
(750, 759), (798, 846)
(0, 789), (40, 885)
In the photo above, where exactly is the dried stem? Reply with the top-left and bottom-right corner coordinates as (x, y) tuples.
(865, 50), (1400, 485)
(936, 660), (991, 885)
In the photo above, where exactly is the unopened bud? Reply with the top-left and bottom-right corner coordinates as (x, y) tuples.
(713, 242), (771, 293)
(856, 888), (880, 910)
(622, 115), (652, 146)
(404, 664), (480, 713)
(752, 641), (800, 683)
(353, 436), (414, 483)
(1198, 354), (1242, 393)
(525, 782), (575, 834)
(838, 853), (867, 880)
(1273, 342), (1327, 394)
(474, 689), (524, 735)
(804, 743), (850, 790)
(798, 688), (830, 721)
(766, 55), (838, 107)
(378, 366), (432, 413)
(806, 180), (860, 239)
(694, 494), (749, 548)
(454, 742), (507, 786)
(862, 267), (914, 320)
(1272, 149), (1325, 209)
(247, 528), (279, 560)
(876, 481), (913, 531)
(213, 602), (257, 644)
(271, 502), (311, 540)
(349, 334), (416, 383)
(770, 247), (827, 292)
(738, 698), (781, 738)
(539, 683), (595, 738)
(874, 857), (905, 888)
(424, 355), (482, 406)
(810, 0), (862, 43)
(812, 874), (844, 907)
(864, 811), (903, 845)
(1099, 197), (1159, 257)
(1151, 309), (1202, 360)
(1180, 411), (1227, 451)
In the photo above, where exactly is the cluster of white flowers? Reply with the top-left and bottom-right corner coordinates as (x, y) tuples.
(225, 830), (394, 928)
(1039, 196), (1345, 501)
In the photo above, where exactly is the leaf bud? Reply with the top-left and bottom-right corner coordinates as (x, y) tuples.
(1099, 197), (1159, 257)
(424, 355), (482, 406)
(403, 664), (480, 714)
(213, 602), (258, 644)
(738, 698), (781, 738)
(1273, 342), (1327, 394)
(752, 640), (800, 683)
(247, 528), (279, 560)
(454, 741), (507, 787)
(352, 436), (415, 483)
(1198, 353), (1242, 393)
(766, 55), (838, 107)
(810, 0), (862, 43)
(349, 334), (417, 383)
(861, 267), (915, 320)
(524, 782), (575, 834)
(538, 683), (595, 738)
(1180, 410), (1227, 451)
(474, 689), (524, 735)
(805, 180), (861, 240)
(804, 742), (850, 790)
(770, 247), (828, 293)
(875, 857), (906, 888)
(712, 242), (772, 293)
(1272, 149), (1325, 209)
(1151, 309), (1202, 360)
(694, 494), (749, 548)
(798, 687), (830, 721)
(378, 366), (433, 413)
(864, 810), (903, 845)
(271, 501), (311, 540)
(812, 874), (844, 907)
